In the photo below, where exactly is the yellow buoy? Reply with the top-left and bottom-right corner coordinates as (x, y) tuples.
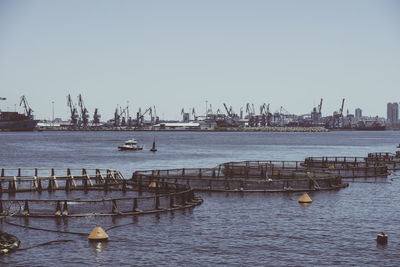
(149, 181), (157, 188)
(88, 226), (109, 241)
(298, 193), (312, 203)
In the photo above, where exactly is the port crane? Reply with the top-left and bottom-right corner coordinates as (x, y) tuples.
(223, 103), (238, 118)
(152, 106), (158, 124)
(192, 107), (197, 121)
(245, 103), (256, 127)
(92, 108), (101, 124)
(318, 98), (323, 115)
(78, 94), (89, 127)
(120, 106), (127, 126)
(136, 106), (152, 127)
(67, 94), (79, 126)
(111, 105), (126, 127)
(330, 98), (345, 128)
(19, 95), (33, 118)
(260, 103), (272, 126)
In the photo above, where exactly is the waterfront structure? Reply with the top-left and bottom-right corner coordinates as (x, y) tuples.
(153, 122), (201, 130)
(0, 96), (38, 131)
(387, 102), (399, 125)
(355, 108), (362, 120)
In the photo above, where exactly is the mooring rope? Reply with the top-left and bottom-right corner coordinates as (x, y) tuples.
(105, 222), (136, 232)
(3, 217), (88, 236)
(17, 239), (75, 251)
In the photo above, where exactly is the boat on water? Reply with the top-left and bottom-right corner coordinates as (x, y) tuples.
(118, 139), (143, 151)
(0, 96), (38, 131)
(354, 120), (386, 131)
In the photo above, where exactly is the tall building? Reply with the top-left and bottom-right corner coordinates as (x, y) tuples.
(387, 103), (399, 125)
(355, 108), (362, 120)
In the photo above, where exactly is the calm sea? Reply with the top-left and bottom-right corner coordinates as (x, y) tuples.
(1, 130), (400, 266)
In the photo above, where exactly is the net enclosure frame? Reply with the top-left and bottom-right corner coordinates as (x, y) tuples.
(0, 168), (202, 217)
(132, 160), (349, 192)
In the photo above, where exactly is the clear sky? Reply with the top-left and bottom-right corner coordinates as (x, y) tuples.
(0, 0), (399, 121)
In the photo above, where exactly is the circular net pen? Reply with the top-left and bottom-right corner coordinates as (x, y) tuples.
(365, 152), (400, 171)
(302, 157), (390, 178)
(132, 161), (348, 193)
(0, 168), (202, 217)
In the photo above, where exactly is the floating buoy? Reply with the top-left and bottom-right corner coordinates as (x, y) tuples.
(377, 232), (388, 245)
(88, 226), (109, 241)
(150, 138), (157, 152)
(298, 193), (312, 203)
(0, 230), (20, 255)
(149, 181), (157, 188)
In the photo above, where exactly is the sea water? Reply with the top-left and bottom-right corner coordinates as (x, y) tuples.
(0, 130), (399, 266)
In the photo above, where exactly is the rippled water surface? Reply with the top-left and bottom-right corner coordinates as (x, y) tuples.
(1, 130), (400, 266)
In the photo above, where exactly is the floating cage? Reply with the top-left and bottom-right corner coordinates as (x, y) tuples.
(132, 161), (348, 192)
(366, 152), (400, 171)
(0, 168), (202, 217)
(302, 157), (390, 178)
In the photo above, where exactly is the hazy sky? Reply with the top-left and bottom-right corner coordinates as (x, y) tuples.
(0, 0), (399, 121)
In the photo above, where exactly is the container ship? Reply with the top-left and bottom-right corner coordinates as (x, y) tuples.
(0, 96), (38, 131)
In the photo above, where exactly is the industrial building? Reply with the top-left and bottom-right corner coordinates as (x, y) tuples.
(387, 102), (399, 125)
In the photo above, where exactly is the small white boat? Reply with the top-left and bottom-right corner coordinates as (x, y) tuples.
(118, 139), (143, 151)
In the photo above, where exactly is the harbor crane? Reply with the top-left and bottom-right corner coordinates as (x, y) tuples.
(67, 94), (79, 125)
(192, 107), (197, 121)
(245, 103), (256, 127)
(19, 95), (33, 118)
(310, 98), (323, 126)
(152, 106), (159, 124)
(93, 108), (101, 124)
(223, 103), (232, 117)
(120, 106), (127, 126)
(245, 103), (254, 117)
(137, 106), (152, 127)
(339, 98), (345, 117)
(113, 107), (121, 127)
(260, 103), (272, 126)
(330, 98), (345, 128)
(181, 107), (190, 122)
(78, 94), (89, 127)
(111, 105), (126, 127)
(318, 98), (323, 115)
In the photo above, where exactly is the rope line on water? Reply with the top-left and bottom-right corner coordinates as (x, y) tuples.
(3, 217), (88, 236)
(17, 239), (75, 251)
(105, 222), (136, 232)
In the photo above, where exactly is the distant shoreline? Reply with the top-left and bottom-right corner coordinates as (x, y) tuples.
(35, 126), (337, 133)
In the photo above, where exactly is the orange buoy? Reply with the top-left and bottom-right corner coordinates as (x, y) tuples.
(88, 226), (109, 241)
(298, 193), (312, 203)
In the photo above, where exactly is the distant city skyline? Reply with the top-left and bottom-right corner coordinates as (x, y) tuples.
(1, 0), (399, 120)
(0, 95), (397, 122)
